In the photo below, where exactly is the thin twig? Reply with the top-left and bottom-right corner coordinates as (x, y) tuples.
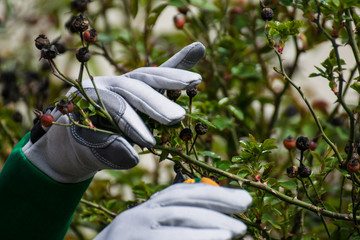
(155, 145), (360, 222)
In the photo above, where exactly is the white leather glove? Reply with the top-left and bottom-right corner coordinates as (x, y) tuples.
(22, 42), (205, 183)
(95, 183), (252, 240)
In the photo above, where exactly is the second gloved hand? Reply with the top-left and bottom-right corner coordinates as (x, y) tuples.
(22, 42), (205, 183)
(95, 183), (253, 240)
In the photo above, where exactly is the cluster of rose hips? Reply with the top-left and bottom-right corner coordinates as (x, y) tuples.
(65, 14), (98, 62)
(35, 14), (97, 63)
(34, 99), (74, 128)
(284, 136), (314, 178)
(166, 87), (208, 145)
(173, 6), (189, 30)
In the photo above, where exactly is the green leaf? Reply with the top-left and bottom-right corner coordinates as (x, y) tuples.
(216, 160), (232, 170)
(227, 105), (244, 121)
(130, 0), (139, 18)
(310, 151), (324, 164)
(262, 138), (277, 151)
(76, 99), (90, 109)
(350, 82), (360, 94)
(148, 2), (168, 26)
(191, 0), (218, 11)
(212, 115), (236, 131)
(159, 150), (169, 161)
(185, 114), (216, 128)
(232, 156), (242, 162)
(278, 181), (297, 190)
(168, 0), (186, 7)
(198, 150), (221, 160)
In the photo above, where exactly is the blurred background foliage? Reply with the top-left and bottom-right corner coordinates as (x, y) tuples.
(1, 0), (360, 239)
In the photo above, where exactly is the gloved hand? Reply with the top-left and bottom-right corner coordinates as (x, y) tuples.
(22, 42), (205, 183)
(95, 183), (252, 240)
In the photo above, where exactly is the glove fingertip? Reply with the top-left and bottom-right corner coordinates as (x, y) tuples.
(160, 42), (205, 70)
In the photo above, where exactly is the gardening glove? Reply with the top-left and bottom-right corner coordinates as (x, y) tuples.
(95, 183), (253, 240)
(22, 42), (205, 183)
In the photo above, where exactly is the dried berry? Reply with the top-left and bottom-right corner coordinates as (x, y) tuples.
(186, 88), (198, 98)
(283, 136), (296, 151)
(180, 128), (193, 142)
(347, 154), (360, 173)
(52, 42), (66, 54)
(296, 136), (310, 152)
(84, 29), (98, 43)
(287, 166), (298, 178)
(166, 90), (181, 101)
(71, 0), (90, 12)
(41, 114), (55, 127)
(298, 165), (312, 178)
(260, 1), (274, 22)
(261, 7), (274, 21)
(173, 15), (185, 29)
(57, 99), (74, 115)
(72, 15), (89, 32)
(195, 122), (208, 135)
(65, 16), (78, 33)
(35, 34), (50, 50)
(174, 163), (182, 173)
(309, 140), (318, 151)
(40, 45), (58, 60)
(76, 47), (91, 62)
(177, 6), (189, 15)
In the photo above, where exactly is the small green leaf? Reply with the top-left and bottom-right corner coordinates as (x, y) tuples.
(350, 82), (360, 94)
(278, 181), (297, 190)
(227, 105), (244, 121)
(130, 0), (139, 18)
(191, 0), (218, 11)
(232, 156), (242, 162)
(168, 0), (186, 7)
(198, 151), (221, 159)
(261, 138), (277, 151)
(310, 151), (324, 164)
(76, 99), (90, 109)
(159, 150), (169, 161)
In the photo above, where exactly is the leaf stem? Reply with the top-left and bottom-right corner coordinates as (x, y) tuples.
(80, 199), (117, 218)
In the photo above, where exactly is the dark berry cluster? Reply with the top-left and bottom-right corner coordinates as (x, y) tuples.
(35, 34), (64, 60)
(285, 135), (318, 178)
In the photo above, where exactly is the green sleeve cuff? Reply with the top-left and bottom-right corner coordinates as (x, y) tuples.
(0, 133), (93, 240)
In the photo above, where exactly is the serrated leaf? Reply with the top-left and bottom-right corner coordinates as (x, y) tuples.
(262, 138), (277, 151)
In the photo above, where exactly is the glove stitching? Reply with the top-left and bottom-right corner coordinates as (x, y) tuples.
(175, 44), (198, 67)
(83, 88), (126, 122)
(91, 148), (122, 169)
(71, 125), (115, 148)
